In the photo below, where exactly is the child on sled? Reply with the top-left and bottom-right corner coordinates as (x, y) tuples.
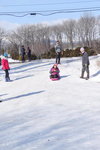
(50, 64), (60, 80)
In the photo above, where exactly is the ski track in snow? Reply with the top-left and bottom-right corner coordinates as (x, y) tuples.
(0, 56), (100, 150)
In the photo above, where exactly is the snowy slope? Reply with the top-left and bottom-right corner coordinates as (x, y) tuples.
(0, 56), (100, 150)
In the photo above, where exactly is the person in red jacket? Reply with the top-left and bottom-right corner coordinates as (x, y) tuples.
(1, 54), (10, 82)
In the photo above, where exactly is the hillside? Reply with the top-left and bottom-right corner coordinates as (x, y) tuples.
(0, 56), (100, 150)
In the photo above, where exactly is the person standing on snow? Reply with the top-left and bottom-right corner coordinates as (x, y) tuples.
(1, 54), (11, 82)
(20, 45), (26, 62)
(80, 47), (90, 80)
(27, 47), (31, 61)
(0, 57), (1, 66)
(55, 41), (62, 64)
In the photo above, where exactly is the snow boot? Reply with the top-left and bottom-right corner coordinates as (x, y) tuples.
(5, 77), (11, 82)
(80, 71), (84, 79)
(80, 76), (84, 79)
(85, 73), (89, 80)
(7, 77), (11, 82)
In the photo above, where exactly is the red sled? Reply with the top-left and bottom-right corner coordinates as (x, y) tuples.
(50, 75), (60, 81)
(51, 78), (60, 81)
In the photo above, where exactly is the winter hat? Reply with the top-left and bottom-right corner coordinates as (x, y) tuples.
(80, 47), (85, 51)
(53, 64), (58, 67)
(4, 52), (8, 58)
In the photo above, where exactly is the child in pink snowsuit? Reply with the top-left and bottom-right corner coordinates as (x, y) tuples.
(50, 64), (60, 80)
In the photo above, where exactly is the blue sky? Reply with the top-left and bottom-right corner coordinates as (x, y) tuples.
(0, 0), (100, 29)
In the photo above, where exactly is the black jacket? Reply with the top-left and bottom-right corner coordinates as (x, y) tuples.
(21, 47), (25, 56)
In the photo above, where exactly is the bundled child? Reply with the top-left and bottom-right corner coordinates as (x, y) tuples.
(1, 54), (11, 82)
(50, 64), (60, 80)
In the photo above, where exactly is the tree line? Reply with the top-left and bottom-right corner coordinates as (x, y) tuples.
(0, 14), (100, 59)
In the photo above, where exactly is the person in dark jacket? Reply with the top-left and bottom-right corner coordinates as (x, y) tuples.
(80, 47), (90, 80)
(20, 45), (26, 62)
(0, 57), (1, 66)
(55, 41), (62, 64)
(27, 47), (31, 61)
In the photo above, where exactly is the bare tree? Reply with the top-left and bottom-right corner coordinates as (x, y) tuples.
(31, 24), (50, 56)
(77, 14), (96, 47)
(50, 24), (63, 42)
(93, 16), (100, 53)
(5, 13), (100, 58)
(0, 27), (5, 54)
(6, 24), (51, 57)
(63, 20), (76, 49)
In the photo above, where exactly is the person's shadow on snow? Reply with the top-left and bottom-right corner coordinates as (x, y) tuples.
(60, 75), (70, 79)
(10, 62), (54, 74)
(91, 70), (100, 78)
(15, 75), (33, 81)
(0, 94), (8, 102)
(0, 94), (8, 97)
(2, 91), (45, 102)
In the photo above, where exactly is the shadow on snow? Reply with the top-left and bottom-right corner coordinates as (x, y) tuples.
(2, 91), (45, 102)
(10, 62), (54, 74)
(60, 75), (70, 79)
(91, 70), (100, 77)
(15, 75), (34, 81)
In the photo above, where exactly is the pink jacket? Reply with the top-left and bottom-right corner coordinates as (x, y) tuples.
(50, 68), (60, 75)
(1, 58), (10, 70)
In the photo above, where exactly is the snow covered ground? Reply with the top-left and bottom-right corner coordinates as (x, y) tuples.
(0, 55), (100, 150)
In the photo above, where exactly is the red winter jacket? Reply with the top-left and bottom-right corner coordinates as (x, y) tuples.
(1, 58), (10, 70)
